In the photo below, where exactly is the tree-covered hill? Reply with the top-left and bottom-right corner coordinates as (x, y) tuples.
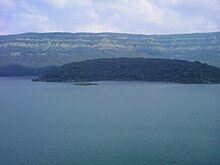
(0, 32), (219, 68)
(35, 58), (220, 84)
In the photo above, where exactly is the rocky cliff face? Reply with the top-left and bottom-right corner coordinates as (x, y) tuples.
(0, 32), (220, 68)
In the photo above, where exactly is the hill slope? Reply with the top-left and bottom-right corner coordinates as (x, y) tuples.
(0, 32), (220, 67)
(35, 58), (220, 83)
(0, 65), (53, 77)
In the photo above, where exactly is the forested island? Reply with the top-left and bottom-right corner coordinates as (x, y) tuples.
(34, 58), (220, 84)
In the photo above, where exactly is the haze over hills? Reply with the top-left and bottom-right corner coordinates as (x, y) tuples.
(0, 65), (53, 77)
(0, 32), (220, 68)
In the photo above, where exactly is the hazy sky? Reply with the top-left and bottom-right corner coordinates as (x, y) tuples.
(0, 0), (220, 35)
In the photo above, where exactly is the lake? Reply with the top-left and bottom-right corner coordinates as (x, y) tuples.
(0, 77), (219, 165)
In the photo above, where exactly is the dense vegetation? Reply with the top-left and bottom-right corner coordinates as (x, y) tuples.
(35, 58), (220, 83)
(0, 32), (219, 68)
(0, 65), (53, 77)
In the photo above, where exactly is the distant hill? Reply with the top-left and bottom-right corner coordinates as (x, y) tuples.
(35, 58), (220, 84)
(0, 65), (53, 77)
(0, 32), (219, 68)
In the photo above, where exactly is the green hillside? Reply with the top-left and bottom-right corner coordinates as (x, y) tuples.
(0, 32), (220, 67)
(35, 58), (220, 84)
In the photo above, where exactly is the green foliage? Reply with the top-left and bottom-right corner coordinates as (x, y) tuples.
(36, 58), (220, 84)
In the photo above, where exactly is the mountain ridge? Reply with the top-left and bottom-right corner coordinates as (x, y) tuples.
(0, 31), (219, 68)
(1, 31), (219, 36)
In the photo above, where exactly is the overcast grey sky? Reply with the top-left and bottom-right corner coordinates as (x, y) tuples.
(0, 0), (220, 34)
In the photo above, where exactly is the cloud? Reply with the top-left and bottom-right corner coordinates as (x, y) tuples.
(105, 0), (220, 34)
(13, 13), (60, 32)
(0, 0), (61, 34)
(1, 0), (220, 34)
(0, 0), (15, 10)
(72, 24), (118, 33)
(0, 0), (16, 34)
(42, 0), (91, 9)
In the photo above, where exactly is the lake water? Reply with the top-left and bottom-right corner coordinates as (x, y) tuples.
(0, 77), (219, 165)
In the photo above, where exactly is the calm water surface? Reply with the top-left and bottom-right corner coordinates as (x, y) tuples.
(0, 77), (219, 165)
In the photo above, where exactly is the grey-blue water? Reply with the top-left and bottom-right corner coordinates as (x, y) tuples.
(0, 77), (219, 165)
